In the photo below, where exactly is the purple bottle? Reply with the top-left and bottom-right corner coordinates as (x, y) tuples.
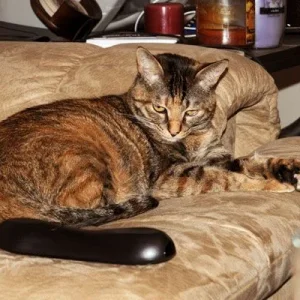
(255, 0), (286, 48)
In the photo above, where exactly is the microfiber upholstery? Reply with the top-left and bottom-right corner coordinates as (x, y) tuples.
(0, 42), (298, 300)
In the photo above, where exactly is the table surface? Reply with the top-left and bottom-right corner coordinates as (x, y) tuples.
(248, 34), (300, 72)
(0, 21), (300, 73)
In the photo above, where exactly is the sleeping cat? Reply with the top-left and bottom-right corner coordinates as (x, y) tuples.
(0, 47), (299, 227)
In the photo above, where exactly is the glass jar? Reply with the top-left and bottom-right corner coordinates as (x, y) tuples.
(196, 0), (255, 47)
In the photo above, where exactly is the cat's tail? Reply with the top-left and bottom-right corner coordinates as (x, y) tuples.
(41, 196), (159, 227)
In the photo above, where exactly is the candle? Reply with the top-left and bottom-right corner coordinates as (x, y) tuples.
(144, 3), (184, 36)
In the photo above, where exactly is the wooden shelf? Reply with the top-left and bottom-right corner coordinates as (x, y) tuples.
(186, 34), (300, 73)
(247, 34), (300, 72)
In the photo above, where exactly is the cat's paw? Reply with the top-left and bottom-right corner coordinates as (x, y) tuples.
(271, 158), (300, 190)
(294, 173), (300, 192)
(264, 180), (295, 193)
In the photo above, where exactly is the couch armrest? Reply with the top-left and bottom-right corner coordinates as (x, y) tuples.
(0, 42), (280, 157)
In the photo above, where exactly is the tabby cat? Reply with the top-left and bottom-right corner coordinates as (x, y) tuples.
(0, 47), (299, 227)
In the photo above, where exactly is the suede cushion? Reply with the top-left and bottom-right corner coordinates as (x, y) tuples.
(0, 187), (299, 300)
(0, 138), (299, 300)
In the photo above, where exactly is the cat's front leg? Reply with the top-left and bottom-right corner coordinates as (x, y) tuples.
(183, 129), (231, 166)
(152, 163), (295, 200)
(226, 155), (300, 190)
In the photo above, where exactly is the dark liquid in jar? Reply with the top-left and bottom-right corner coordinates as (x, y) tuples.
(196, 1), (255, 47)
(197, 27), (249, 47)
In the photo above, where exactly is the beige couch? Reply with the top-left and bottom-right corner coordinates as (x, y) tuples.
(0, 42), (299, 300)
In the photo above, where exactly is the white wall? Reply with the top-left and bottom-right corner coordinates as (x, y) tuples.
(0, 0), (127, 32)
(0, 0), (45, 27)
(272, 66), (300, 127)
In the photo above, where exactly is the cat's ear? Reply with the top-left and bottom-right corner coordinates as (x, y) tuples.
(136, 47), (164, 85)
(195, 59), (229, 91)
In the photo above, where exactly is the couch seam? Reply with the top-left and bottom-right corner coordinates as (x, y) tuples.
(265, 88), (280, 139)
(37, 44), (98, 96)
(53, 57), (86, 95)
(226, 247), (293, 300)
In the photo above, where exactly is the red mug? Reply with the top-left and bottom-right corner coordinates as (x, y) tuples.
(144, 3), (184, 36)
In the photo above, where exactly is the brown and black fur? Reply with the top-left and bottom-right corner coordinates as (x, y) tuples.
(0, 47), (299, 227)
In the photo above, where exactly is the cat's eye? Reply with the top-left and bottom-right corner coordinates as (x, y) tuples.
(153, 104), (166, 113)
(185, 110), (198, 117)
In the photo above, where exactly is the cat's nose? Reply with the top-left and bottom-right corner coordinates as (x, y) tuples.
(168, 121), (181, 137)
(170, 131), (180, 137)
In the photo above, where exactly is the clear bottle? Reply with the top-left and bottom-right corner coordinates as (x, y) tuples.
(196, 0), (255, 47)
(254, 0), (287, 48)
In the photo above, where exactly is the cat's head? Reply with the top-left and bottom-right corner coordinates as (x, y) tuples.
(129, 47), (228, 143)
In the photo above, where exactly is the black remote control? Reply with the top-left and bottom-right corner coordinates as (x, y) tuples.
(0, 218), (176, 265)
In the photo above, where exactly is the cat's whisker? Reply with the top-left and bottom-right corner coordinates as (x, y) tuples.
(116, 112), (134, 118)
(134, 116), (158, 129)
(191, 124), (210, 132)
(116, 113), (157, 129)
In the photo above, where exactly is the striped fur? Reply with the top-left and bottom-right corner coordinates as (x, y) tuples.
(0, 47), (299, 227)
